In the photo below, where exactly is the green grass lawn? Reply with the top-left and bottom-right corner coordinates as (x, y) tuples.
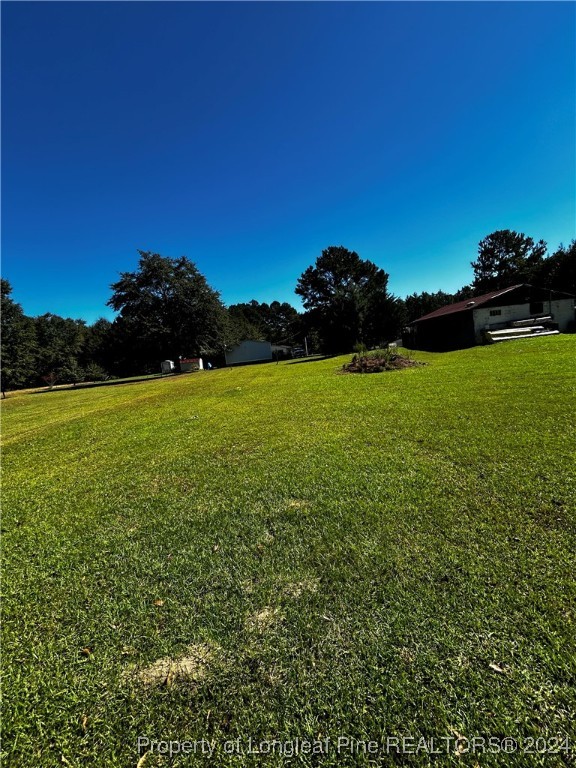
(2, 337), (575, 767)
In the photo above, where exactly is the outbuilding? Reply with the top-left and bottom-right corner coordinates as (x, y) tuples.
(224, 340), (273, 366)
(403, 284), (575, 352)
(271, 344), (293, 360)
(180, 357), (203, 372)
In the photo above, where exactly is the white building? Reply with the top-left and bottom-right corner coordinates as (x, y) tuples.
(404, 285), (575, 351)
(180, 358), (203, 372)
(224, 340), (273, 366)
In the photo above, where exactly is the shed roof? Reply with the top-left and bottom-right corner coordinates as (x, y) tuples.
(411, 283), (576, 324)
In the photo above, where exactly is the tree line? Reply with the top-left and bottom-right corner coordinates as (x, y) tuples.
(2, 231), (574, 392)
(0, 252), (303, 393)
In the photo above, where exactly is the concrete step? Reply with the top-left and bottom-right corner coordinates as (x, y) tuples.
(485, 329), (559, 343)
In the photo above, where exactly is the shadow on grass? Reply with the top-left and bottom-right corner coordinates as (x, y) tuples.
(27, 372), (187, 396)
(287, 355), (335, 365)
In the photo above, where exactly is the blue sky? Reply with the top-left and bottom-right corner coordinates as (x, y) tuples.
(2, 2), (575, 323)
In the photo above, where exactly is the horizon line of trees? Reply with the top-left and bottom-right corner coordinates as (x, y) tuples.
(2, 232), (574, 393)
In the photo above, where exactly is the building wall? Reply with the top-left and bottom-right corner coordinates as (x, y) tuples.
(225, 340), (272, 366)
(271, 344), (292, 360)
(405, 312), (476, 351)
(180, 358), (203, 372)
(473, 299), (575, 342)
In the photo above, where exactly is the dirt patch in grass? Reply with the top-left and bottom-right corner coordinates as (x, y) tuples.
(286, 498), (311, 509)
(129, 643), (214, 688)
(246, 607), (282, 633)
(283, 579), (319, 598)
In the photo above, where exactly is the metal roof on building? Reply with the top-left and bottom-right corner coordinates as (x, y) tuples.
(412, 284), (529, 324)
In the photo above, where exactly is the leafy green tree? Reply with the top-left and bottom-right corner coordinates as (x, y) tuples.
(228, 300), (300, 343)
(107, 251), (229, 372)
(404, 290), (454, 322)
(533, 240), (576, 296)
(57, 359), (85, 386)
(0, 279), (37, 395)
(227, 301), (269, 341)
(34, 313), (86, 385)
(267, 301), (300, 342)
(453, 284), (476, 301)
(363, 294), (406, 346)
(295, 246), (398, 353)
(81, 318), (113, 373)
(83, 362), (108, 382)
(471, 230), (547, 293)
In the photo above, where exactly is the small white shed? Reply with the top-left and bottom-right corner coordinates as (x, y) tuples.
(180, 357), (203, 372)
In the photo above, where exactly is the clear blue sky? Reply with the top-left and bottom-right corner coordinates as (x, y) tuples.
(2, 2), (575, 323)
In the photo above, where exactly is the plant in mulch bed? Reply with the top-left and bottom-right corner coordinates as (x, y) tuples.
(343, 348), (425, 373)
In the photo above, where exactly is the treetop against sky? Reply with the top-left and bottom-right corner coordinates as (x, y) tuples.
(2, 1), (574, 323)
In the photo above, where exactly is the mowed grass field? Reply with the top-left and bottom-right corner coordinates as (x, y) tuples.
(2, 337), (575, 767)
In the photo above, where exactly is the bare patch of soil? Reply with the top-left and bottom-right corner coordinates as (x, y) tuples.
(283, 579), (319, 598)
(246, 607), (282, 633)
(130, 643), (214, 688)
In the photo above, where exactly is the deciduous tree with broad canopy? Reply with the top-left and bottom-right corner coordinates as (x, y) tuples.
(295, 246), (403, 353)
(33, 313), (87, 386)
(227, 300), (300, 343)
(107, 251), (230, 372)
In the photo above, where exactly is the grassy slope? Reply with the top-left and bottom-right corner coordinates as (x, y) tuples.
(2, 337), (575, 767)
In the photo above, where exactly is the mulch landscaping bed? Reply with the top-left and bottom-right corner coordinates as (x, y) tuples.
(343, 353), (425, 373)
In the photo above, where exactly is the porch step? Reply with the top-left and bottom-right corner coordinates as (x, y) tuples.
(485, 329), (559, 343)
